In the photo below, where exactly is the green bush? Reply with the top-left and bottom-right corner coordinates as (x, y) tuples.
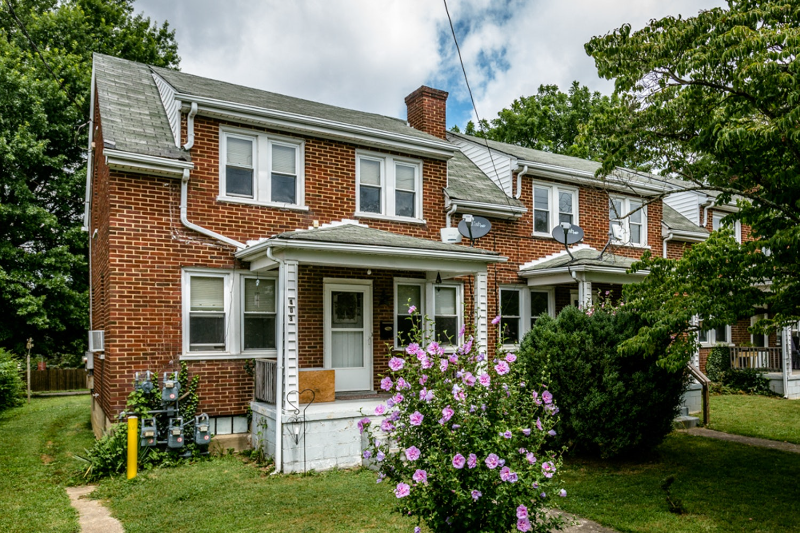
(705, 346), (776, 396)
(0, 349), (25, 412)
(705, 346), (731, 382)
(517, 305), (686, 459)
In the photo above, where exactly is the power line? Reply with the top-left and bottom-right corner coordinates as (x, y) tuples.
(2, 0), (88, 120)
(442, 0), (506, 204)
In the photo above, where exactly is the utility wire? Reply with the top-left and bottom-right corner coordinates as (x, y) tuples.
(442, 0), (508, 205)
(2, 0), (88, 120)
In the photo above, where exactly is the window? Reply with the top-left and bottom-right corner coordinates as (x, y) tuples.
(697, 321), (731, 346)
(395, 280), (424, 348)
(184, 270), (277, 357)
(751, 313), (768, 348)
(356, 152), (422, 220)
(220, 128), (305, 207)
(712, 212), (742, 243)
(433, 284), (462, 345)
(499, 289), (521, 343)
(530, 290), (550, 326)
(531, 183), (577, 236)
(610, 196), (647, 246)
(498, 287), (554, 345)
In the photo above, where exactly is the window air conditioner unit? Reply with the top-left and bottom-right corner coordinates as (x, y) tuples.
(88, 330), (105, 352)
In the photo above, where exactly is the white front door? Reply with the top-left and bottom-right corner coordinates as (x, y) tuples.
(324, 282), (373, 392)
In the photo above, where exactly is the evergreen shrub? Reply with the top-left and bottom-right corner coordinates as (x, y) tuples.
(0, 349), (25, 412)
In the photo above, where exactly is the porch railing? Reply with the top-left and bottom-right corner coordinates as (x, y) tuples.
(729, 347), (782, 372)
(254, 359), (278, 404)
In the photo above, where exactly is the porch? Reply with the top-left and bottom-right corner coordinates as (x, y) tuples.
(729, 345), (800, 399)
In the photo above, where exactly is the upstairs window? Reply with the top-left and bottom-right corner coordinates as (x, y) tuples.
(356, 151), (422, 221)
(610, 196), (647, 246)
(220, 128), (305, 208)
(712, 212), (742, 243)
(532, 182), (578, 236)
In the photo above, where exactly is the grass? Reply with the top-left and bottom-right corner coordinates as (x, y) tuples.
(705, 394), (800, 444)
(93, 458), (417, 533)
(555, 432), (800, 533)
(0, 396), (95, 533)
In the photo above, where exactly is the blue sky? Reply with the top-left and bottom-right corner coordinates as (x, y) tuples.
(135, 0), (726, 130)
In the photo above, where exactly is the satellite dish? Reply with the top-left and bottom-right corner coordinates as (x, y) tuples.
(458, 215), (491, 246)
(552, 223), (584, 245)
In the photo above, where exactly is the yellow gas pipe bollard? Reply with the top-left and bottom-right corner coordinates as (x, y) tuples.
(127, 415), (138, 479)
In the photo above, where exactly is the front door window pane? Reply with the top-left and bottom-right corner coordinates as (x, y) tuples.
(531, 291), (548, 327)
(331, 291), (365, 368)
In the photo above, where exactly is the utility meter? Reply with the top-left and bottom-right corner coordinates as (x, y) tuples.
(134, 371), (154, 393)
(162, 371), (180, 402)
(140, 418), (157, 447)
(195, 414), (211, 446)
(167, 417), (184, 448)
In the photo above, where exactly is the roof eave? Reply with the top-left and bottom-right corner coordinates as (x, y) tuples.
(518, 264), (648, 278)
(174, 94), (457, 160)
(515, 160), (670, 196)
(104, 149), (194, 178)
(446, 196), (527, 220)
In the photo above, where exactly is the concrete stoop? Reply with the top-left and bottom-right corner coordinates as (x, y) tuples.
(673, 406), (700, 429)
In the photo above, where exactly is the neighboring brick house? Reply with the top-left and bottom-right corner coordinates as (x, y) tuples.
(84, 53), (795, 471)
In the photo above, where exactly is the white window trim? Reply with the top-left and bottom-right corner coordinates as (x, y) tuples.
(698, 322), (733, 348)
(750, 314), (770, 347)
(609, 195), (648, 247)
(219, 126), (305, 208)
(393, 278), (426, 350)
(182, 268), (278, 360)
(531, 181), (579, 237)
(355, 150), (423, 222)
(712, 212), (742, 244)
(499, 286), (555, 349)
(432, 281), (463, 349)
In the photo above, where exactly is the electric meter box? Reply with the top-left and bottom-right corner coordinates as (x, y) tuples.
(167, 417), (184, 448)
(195, 414), (211, 446)
(140, 418), (157, 447)
(162, 372), (180, 402)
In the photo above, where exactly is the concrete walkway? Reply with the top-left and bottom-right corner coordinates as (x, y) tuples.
(682, 427), (800, 454)
(555, 511), (617, 532)
(65, 485), (124, 533)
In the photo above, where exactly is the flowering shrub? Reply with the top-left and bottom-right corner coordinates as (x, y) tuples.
(362, 311), (565, 532)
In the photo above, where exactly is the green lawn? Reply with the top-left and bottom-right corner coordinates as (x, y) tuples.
(706, 394), (800, 444)
(555, 432), (800, 533)
(0, 396), (95, 533)
(93, 458), (417, 533)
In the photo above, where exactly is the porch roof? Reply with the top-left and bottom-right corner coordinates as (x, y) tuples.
(236, 222), (507, 271)
(518, 245), (648, 286)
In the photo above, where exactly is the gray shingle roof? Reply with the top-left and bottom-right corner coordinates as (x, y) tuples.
(446, 151), (524, 208)
(149, 66), (445, 146)
(520, 247), (639, 272)
(93, 54), (187, 160)
(273, 223), (498, 256)
(662, 205), (709, 235)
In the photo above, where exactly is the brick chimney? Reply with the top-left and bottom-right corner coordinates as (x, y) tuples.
(405, 86), (448, 140)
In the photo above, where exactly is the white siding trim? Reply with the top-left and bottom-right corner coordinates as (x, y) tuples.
(152, 72), (181, 147)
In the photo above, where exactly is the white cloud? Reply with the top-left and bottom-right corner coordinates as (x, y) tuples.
(134, 0), (727, 127)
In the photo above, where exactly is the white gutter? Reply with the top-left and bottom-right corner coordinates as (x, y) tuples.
(663, 231), (674, 258)
(180, 169), (246, 249)
(452, 199), (527, 220)
(175, 95), (456, 160)
(267, 246), (284, 474)
(515, 165), (528, 199)
(519, 264), (650, 278)
(104, 149), (193, 178)
(83, 66), (96, 232)
(701, 198), (712, 228)
(515, 161), (669, 196)
(445, 203), (458, 228)
(237, 238), (506, 263)
(182, 102), (197, 150)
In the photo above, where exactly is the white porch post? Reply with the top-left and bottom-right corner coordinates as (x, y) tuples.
(576, 275), (592, 309)
(283, 260), (300, 410)
(475, 271), (488, 353)
(783, 325), (791, 399)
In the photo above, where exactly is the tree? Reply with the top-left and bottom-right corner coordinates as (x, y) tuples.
(0, 0), (178, 360)
(457, 82), (617, 162)
(583, 0), (800, 368)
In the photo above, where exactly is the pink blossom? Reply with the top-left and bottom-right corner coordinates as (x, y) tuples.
(458, 324), (466, 338)
(559, 489), (567, 497)
(421, 356), (433, 369)
(494, 360), (510, 375)
(491, 315), (501, 325)
(412, 469), (428, 484)
(426, 341), (444, 356)
(467, 453), (477, 469)
(517, 517), (532, 532)
(406, 342), (421, 356)
(485, 453), (500, 469)
(394, 482), (410, 498)
(536, 418), (543, 431)
(380, 377), (393, 391)
(388, 357), (405, 372)
(522, 428), (531, 436)
(452, 384), (465, 401)
(448, 353), (458, 364)
(396, 377), (410, 390)
(405, 446), (421, 461)
(478, 373), (491, 387)
(463, 372), (476, 387)
(357, 417), (371, 433)
(517, 505), (528, 519)
(380, 419), (394, 432)
(439, 405), (454, 424)
(440, 359), (448, 372)
(419, 388), (434, 402)
(526, 452), (537, 464)
(505, 353), (517, 363)
(542, 390), (553, 404)
(452, 453), (466, 469)
(392, 393), (404, 404)
(376, 451), (385, 461)
(471, 489), (482, 500)
(409, 411), (424, 426)
(408, 305), (417, 314)
(500, 466), (518, 482)
(374, 404), (386, 416)
(541, 461), (556, 478)
(462, 338), (473, 354)
(419, 374), (428, 386)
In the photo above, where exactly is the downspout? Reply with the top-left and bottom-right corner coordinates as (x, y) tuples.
(515, 165), (528, 199)
(446, 203), (458, 228)
(267, 246), (284, 474)
(663, 230), (674, 259)
(182, 102), (198, 151)
(180, 169), (246, 249)
(701, 200), (712, 229)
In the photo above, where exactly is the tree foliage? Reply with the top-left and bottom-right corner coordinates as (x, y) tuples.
(457, 82), (617, 162)
(0, 0), (178, 359)
(584, 0), (800, 366)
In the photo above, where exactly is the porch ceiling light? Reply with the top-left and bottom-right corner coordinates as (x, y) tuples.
(436, 272), (442, 286)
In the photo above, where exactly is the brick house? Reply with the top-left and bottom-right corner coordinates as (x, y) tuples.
(84, 54), (797, 471)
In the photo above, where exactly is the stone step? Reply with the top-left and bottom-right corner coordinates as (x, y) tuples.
(674, 415), (700, 429)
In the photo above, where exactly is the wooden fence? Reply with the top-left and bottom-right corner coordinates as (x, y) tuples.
(23, 369), (88, 392)
(729, 347), (783, 372)
(254, 359), (277, 404)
